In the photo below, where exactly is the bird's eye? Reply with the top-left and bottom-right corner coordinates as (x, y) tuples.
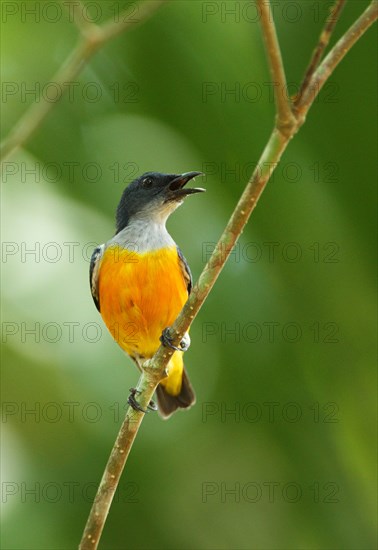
(142, 177), (153, 188)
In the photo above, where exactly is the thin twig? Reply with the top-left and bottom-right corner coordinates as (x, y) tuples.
(295, 0), (378, 118)
(256, 0), (296, 133)
(79, 2), (377, 547)
(0, 0), (167, 164)
(0, 39), (97, 164)
(294, 0), (346, 108)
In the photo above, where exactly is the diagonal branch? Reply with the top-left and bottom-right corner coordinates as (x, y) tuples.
(0, 38), (97, 164)
(257, 0), (296, 133)
(295, 0), (378, 118)
(79, 2), (377, 548)
(294, 0), (346, 108)
(0, 0), (167, 164)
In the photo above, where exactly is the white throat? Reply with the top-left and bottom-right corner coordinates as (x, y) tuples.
(109, 218), (175, 253)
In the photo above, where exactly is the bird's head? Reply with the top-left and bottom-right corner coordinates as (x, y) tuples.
(115, 171), (205, 233)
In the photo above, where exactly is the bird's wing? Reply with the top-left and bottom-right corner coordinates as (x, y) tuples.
(177, 246), (192, 295)
(89, 244), (105, 312)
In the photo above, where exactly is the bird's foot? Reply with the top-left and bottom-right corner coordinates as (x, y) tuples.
(128, 388), (157, 413)
(160, 328), (190, 352)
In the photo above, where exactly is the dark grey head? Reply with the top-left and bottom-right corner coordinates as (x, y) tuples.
(115, 171), (205, 233)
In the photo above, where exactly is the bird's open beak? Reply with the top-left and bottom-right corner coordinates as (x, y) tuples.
(166, 172), (206, 201)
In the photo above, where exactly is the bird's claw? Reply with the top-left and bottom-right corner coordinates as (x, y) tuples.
(128, 388), (157, 413)
(160, 328), (190, 352)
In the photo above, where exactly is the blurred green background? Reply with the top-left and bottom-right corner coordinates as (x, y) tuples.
(1, 1), (377, 549)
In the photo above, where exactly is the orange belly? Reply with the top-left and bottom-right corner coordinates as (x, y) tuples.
(98, 245), (188, 360)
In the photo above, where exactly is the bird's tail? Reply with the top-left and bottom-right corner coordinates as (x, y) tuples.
(156, 368), (195, 419)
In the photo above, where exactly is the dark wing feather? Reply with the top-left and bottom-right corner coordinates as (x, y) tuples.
(89, 244), (104, 312)
(177, 246), (192, 295)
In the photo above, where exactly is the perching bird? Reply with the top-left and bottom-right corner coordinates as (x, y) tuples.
(90, 171), (205, 418)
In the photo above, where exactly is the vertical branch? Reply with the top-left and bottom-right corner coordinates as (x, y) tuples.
(257, 0), (295, 132)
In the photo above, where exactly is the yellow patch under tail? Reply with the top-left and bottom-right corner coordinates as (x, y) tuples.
(159, 352), (184, 396)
